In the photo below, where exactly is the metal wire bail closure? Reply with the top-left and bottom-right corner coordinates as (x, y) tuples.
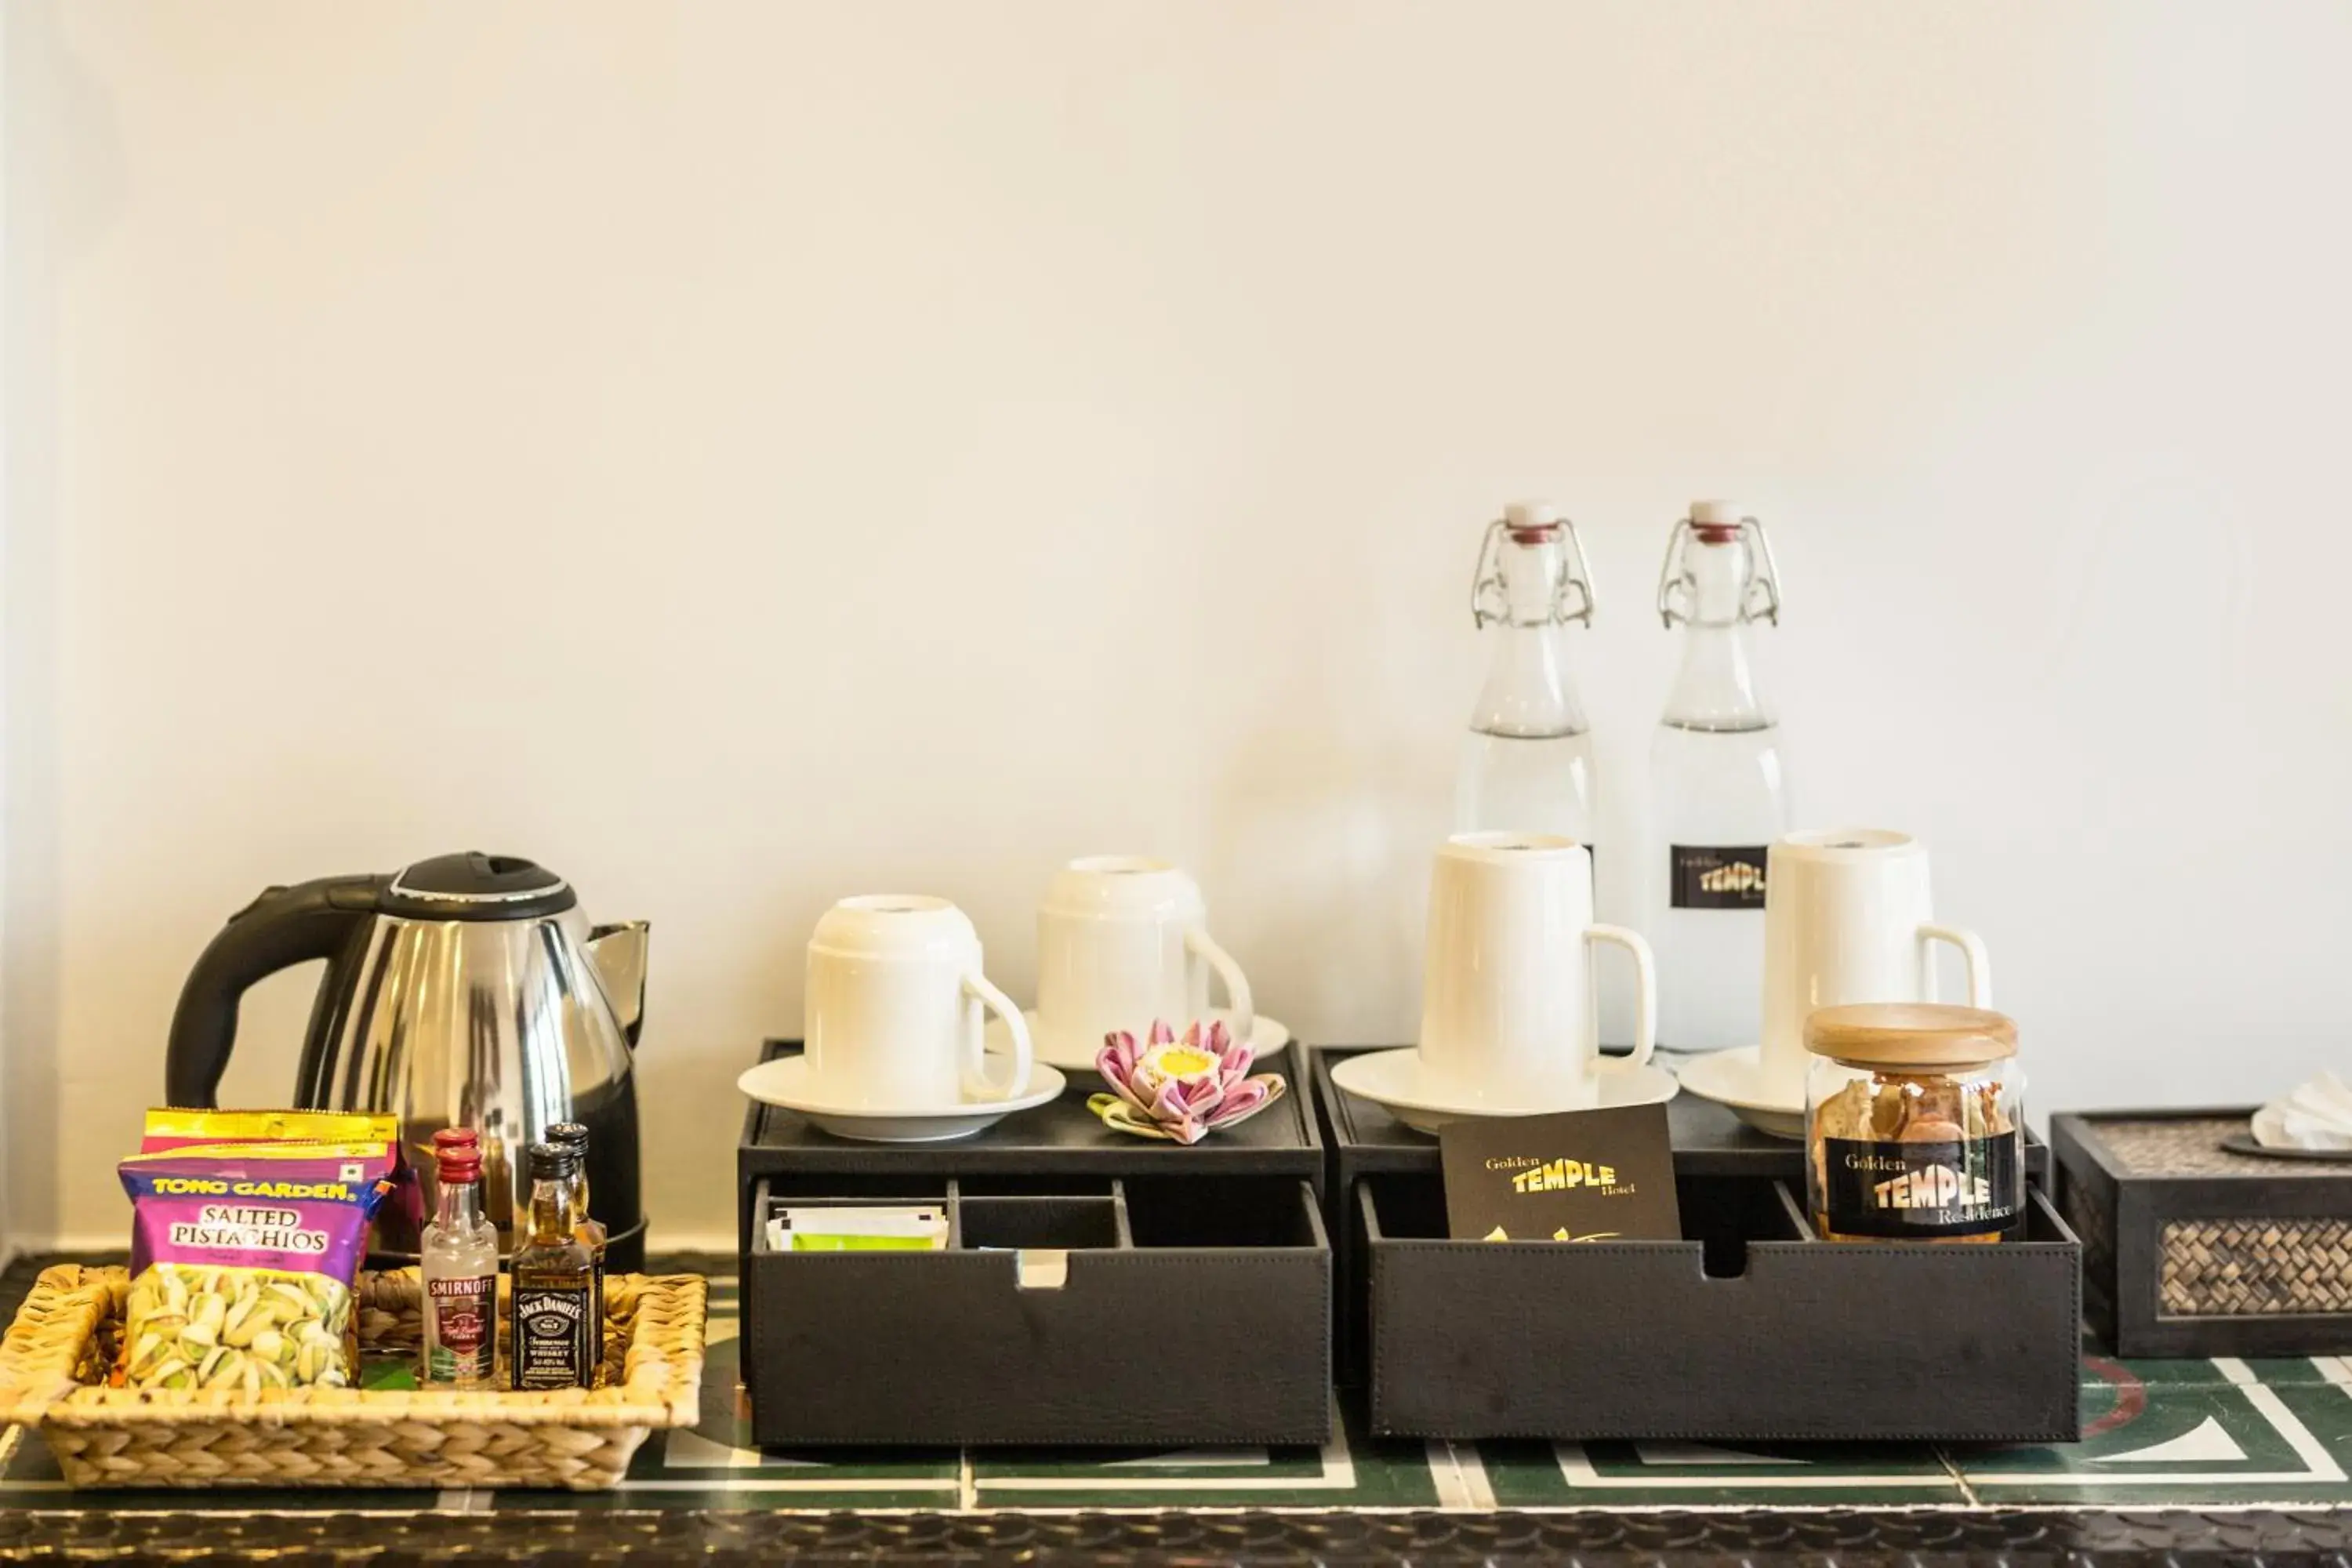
(1656, 514), (1783, 628)
(1470, 514), (1596, 629)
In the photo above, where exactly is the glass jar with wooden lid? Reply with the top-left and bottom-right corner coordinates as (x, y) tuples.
(1804, 1003), (2024, 1244)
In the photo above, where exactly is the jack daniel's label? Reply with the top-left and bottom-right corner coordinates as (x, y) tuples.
(511, 1287), (591, 1389)
(1668, 845), (1769, 909)
(1820, 1134), (2024, 1238)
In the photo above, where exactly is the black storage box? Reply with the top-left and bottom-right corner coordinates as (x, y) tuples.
(739, 1040), (1330, 1447)
(1314, 1047), (2082, 1443)
(2053, 1108), (2352, 1357)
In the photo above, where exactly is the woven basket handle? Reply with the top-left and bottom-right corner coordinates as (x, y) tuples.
(0, 1265), (118, 1425)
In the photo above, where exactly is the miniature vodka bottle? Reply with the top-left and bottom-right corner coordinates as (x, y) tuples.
(1455, 502), (1598, 850)
(419, 1127), (499, 1388)
(1650, 502), (1790, 1051)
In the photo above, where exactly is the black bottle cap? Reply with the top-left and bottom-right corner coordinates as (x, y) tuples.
(546, 1123), (589, 1150)
(528, 1142), (580, 1181)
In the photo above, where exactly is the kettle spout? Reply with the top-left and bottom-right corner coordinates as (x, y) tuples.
(585, 921), (650, 1049)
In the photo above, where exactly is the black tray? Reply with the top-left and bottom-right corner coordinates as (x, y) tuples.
(1358, 1172), (2080, 1441)
(739, 1038), (1321, 1249)
(2053, 1106), (2352, 1357)
(743, 1175), (1331, 1446)
(1310, 1047), (2054, 1384)
(1312, 1047), (2081, 1442)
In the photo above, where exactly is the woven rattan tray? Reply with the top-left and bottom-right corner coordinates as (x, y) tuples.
(0, 1265), (706, 1489)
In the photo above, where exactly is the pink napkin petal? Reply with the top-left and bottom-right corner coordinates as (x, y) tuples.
(1208, 1079), (1269, 1125)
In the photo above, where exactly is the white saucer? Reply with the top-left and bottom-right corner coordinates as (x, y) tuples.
(736, 1055), (1067, 1143)
(1327, 1047), (1680, 1135)
(1671, 1047), (1807, 1139)
(991, 1010), (1294, 1073)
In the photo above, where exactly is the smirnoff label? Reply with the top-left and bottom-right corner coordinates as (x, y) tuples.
(1820, 1134), (2024, 1238)
(1668, 845), (1769, 909)
(425, 1272), (494, 1381)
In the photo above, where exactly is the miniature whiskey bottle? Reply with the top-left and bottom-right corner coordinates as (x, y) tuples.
(509, 1142), (596, 1391)
(546, 1120), (608, 1377)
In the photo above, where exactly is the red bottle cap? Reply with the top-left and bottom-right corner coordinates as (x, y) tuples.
(432, 1127), (482, 1183)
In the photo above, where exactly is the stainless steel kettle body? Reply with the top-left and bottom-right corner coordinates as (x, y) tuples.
(164, 853), (649, 1265)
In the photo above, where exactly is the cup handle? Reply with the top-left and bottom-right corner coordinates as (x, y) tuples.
(1918, 924), (1992, 1007)
(1583, 924), (1657, 1074)
(960, 971), (1033, 1102)
(1184, 927), (1255, 1047)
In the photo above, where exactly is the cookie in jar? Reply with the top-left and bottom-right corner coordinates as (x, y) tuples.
(1804, 1003), (2024, 1244)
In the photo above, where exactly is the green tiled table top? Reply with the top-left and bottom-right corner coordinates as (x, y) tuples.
(9, 1272), (2352, 1514)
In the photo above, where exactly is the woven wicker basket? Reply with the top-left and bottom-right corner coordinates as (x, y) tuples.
(0, 1265), (706, 1490)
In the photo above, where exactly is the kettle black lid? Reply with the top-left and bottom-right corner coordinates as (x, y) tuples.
(378, 852), (579, 922)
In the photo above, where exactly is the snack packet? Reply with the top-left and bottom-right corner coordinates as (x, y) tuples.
(140, 1108), (397, 1152)
(139, 1108), (424, 1250)
(116, 1140), (397, 1392)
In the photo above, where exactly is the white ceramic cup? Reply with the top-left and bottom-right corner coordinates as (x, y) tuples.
(1759, 828), (1991, 1085)
(804, 895), (1034, 1109)
(1417, 833), (1657, 1108)
(1035, 856), (1254, 1062)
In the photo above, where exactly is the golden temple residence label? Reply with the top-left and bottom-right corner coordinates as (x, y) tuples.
(1439, 1104), (1680, 1243)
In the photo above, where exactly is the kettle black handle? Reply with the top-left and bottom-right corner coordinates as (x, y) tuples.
(164, 874), (387, 1108)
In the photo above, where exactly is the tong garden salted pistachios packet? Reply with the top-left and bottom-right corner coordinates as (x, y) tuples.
(139, 1107), (425, 1246)
(115, 1140), (397, 1392)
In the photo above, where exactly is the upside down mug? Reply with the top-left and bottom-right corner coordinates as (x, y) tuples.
(1759, 829), (1990, 1091)
(1035, 857), (1254, 1065)
(804, 896), (1033, 1109)
(1417, 833), (1657, 1108)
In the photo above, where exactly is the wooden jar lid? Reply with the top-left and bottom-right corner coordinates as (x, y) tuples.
(1802, 1002), (2019, 1068)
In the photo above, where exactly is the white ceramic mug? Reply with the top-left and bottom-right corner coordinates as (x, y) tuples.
(804, 895), (1034, 1109)
(1035, 856), (1254, 1063)
(1759, 828), (1991, 1084)
(1417, 833), (1657, 1108)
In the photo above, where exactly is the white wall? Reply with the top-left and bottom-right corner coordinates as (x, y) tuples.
(5, 2), (2350, 1250)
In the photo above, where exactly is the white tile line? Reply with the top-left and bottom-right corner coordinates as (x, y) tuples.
(1555, 1443), (1961, 1490)
(1424, 1443), (1471, 1509)
(2214, 1361), (2347, 1483)
(619, 1475), (960, 1494)
(1940, 1447), (1981, 1507)
(1449, 1439), (1497, 1510)
(983, 1397), (1356, 1494)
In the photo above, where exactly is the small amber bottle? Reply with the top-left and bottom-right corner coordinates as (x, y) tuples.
(546, 1122), (607, 1378)
(509, 1142), (596, 1390)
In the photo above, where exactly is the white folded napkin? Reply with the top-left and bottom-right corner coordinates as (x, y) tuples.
(2252, 1071), (2352, 1152)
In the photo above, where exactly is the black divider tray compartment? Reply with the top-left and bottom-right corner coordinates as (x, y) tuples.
(739, 1039), (1321, 1250)
(1308, 1046), (2060, 1392)
(1359, 1171), (2081, 1442)
(745, 1176), (1331, 1447)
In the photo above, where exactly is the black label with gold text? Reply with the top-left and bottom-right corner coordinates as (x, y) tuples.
(1819, 1134), (2023, 1238)
(1439, 1104), (1680, 1243)
(1668, 845), (1769, 909)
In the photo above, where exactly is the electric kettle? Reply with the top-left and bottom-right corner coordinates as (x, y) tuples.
(165, 851), (650, 1267)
